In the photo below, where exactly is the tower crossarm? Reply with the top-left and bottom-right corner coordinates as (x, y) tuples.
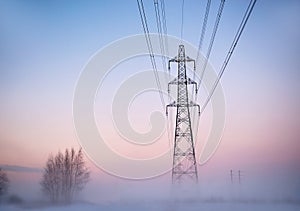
(188, 101), (200, 115)
(166, 101), (176, 116)
(186, 56), (196, 71)
(168, 77), (198, 94)
(168, 55), (196, 70)
(166, 101), (200, 116)
(168, 56), (178, 70)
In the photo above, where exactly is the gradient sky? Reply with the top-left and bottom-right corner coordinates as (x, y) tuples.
(0, 0), (300, 201)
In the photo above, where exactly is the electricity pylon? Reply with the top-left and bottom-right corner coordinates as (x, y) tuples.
(166, 45), (200, 183)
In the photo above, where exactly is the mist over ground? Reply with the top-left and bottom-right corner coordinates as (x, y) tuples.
(1, 162), (299, 211)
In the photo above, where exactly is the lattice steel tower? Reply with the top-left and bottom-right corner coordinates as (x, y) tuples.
(166, 45), (200, 183)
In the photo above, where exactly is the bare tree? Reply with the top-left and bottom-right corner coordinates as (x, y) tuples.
(0, 168), (9, 198)
(41, 148), (90, 203)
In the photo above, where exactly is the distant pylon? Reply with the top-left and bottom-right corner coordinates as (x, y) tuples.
(238, 170), (242, 184)
(166, 45), (200, 183)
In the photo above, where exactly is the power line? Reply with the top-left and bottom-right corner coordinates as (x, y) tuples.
(201, 0), (257, 113)
(159, 0), (173, 146)
(137, 0), (166, 108)
(197, 0), (225, 92)
(180, 0), (185, 43)
(193, 0), (225, 142)
(154, 0), (168, 75)
(195, 0), (211, 65)
(153, 0), (170, 82)
(191, 0), (212, 137)
(153, 0), (173, 146)
(160, 0), (169, 56)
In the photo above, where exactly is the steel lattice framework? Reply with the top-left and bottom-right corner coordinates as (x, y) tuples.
(166, 45), (200, 183)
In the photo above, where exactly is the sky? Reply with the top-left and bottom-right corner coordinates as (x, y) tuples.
(0, 0), (300, 203)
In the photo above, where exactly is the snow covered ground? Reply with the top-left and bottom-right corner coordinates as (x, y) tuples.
(2, 166), (299, 211)
(1, 200), (300, 211)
